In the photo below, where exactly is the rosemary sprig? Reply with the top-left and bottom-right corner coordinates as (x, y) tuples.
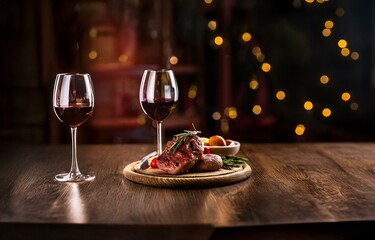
(221, 155), (248, 169)
(168, 130), (201, 154)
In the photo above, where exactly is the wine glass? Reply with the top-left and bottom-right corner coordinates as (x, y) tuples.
(139, 69), (179, 156)
(52, 73), (95, 182)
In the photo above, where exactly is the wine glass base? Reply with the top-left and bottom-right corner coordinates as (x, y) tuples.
(55, 173), (95, 182)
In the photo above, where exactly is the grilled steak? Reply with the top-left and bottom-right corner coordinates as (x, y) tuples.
(156, 131), (224, 174)
(191, 154), (223, 172)
(157, 134), (204, 174)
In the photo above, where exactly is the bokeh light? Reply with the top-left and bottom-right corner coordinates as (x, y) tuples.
(169, 56), (178, 65)
(212, 112), (221, 120)
(351, 52), (359, 60)
(350, 102), (359, 111)
(214, 36), (223, 46)
(341, 92), (351, 101)
(88, 50), (97, 60)
(249, 79), (259, 90)
(208, 20), (217, 30)
(89, 28), (98, 38)
(118, 54), (128, 63)
(188, 84), (197, 99)
(295, 124), (305, 136)
(276, 90), (286, 100)
(338, 39), (347, 48)
(341, 48), (350, 57)
(324, 20), (334, 29)
(252, 105), (262, 115)
(322, 108), (331, 117)
(304, 101), (313, 110)
(322, 28), (331, 37)
(242, 32), (252, 42)
(336, 7), (345, 16)
(320, 75), (329, 84)
(225, 107), (238, 119)
(261, 63), (271, 72)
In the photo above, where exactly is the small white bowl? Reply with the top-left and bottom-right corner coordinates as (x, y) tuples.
(206, 141), (240, 156)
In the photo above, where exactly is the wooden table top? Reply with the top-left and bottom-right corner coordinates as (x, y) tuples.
(1, 143), (375, 240)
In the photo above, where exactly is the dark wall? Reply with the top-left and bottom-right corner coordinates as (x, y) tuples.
(1, 0), (374, 144)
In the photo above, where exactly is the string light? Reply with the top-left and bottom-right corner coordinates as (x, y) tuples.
(304, 101), (313, 110)
(212, 112), (221, 120)
(322, 28), (331, 37)
(341, 48), (350, 57)
(249, 79), (259, 90)
(276, 90), (286, 100)
(341, 92), (351, 101)
(256, 54), (265, 62)
(221, 118), (229, 133)
(242, 32), (252, 42)
(252, 105), (262, 115)
(88, 50), (97, 60)
(188, 84), (198, 99)
(350, 102), (359, 111)
(169, 56), (178, 65)
(208, 20), (217, 30)
(295, 2), (356, 137)
(214, 36), (224, 46)
(252, 46), (265, 62)
(261, 63), (271, 72)
(325, 20), (334, 29)
(322, 108), (331, 117)
(337, 39), (347, 48)
(204, 1), (358, 139)
(305, 0), (330, 4)
(320, 75), (329, 84)
(225, 107), (238, 119)
(351, 52), (359, 60)
(336, 8), (345, 17)
(295, 124), (305, 136)
(252, 46), (262, 57)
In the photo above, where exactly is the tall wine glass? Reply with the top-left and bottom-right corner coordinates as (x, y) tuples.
(139, 69), (179, 156)
(53, 73), (95, 182)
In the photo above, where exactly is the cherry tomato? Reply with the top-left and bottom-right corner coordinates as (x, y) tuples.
(204, 147), (211, 154)
(150, 157), (158, 168)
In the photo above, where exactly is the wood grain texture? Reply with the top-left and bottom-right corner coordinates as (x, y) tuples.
(123, 161), (251, 188)
(1, 143), (375, 239)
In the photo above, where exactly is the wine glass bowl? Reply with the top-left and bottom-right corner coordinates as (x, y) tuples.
(52, 73), (95, 182)
(139, 69), (179, 156)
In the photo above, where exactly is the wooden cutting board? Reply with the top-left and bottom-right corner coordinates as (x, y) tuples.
(123, 161), (252, 188)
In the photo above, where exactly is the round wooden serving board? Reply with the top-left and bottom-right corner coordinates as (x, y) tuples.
(123, 161), (252, 188)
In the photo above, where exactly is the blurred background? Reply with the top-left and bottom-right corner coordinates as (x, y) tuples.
(1, 0), (375, 145)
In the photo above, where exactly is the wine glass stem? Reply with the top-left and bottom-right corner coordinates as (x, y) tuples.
(156, 121), (163, 156)
(70, 127), (81, 175)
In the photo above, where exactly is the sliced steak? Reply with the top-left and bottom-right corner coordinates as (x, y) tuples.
(157, 135), (204, 174)
(191, 154), (223, 172)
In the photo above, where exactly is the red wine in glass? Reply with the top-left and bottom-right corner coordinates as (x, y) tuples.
(52, 73), (95, 182)
(139, 69), (179, 157)
(54, 106), (93, 127)
(141, 99), (177, 122)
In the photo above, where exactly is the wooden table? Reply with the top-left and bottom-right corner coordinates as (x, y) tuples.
(1, 143), (375, 240)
